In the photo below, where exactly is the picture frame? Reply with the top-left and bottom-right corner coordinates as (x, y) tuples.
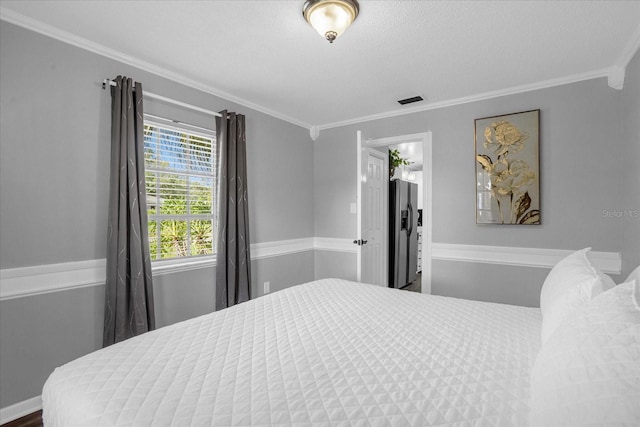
(475, 109), (540, 225)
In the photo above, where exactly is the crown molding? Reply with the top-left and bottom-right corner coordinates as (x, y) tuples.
(616, 23), (640, 70)
(0, 8), (311, 130)
(309, 126), (320, 141)
(2, 7), (637, 137)
(607, 66), (626, 90)
(316, 68), (611, 131)
(607, 22), (640, 91)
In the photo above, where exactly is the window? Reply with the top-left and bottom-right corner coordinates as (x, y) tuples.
(144, 120), (216, 261)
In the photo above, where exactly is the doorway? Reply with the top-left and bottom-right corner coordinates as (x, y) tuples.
(356, 131), (432, 294)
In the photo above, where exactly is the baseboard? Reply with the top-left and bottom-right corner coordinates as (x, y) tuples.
(0, 396), (41, 425)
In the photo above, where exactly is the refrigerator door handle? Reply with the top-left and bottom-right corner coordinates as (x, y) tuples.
(407, 203), (413, 236)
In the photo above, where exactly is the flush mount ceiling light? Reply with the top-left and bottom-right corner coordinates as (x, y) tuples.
(302, 0), (359, 43)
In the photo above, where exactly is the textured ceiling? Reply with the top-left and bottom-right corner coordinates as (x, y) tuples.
(1, 1), (639, 130)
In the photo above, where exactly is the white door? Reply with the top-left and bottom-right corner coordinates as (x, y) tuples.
(357, 131), (388, 286)
(362, 149), (387, 286)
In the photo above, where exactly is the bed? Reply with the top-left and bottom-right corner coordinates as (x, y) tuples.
(42, 250), (640, 426)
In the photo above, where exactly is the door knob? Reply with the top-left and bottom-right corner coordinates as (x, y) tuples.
(362, 240), (368, 245)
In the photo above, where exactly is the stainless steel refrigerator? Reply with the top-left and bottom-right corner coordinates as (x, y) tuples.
(389, 180), (419, 288)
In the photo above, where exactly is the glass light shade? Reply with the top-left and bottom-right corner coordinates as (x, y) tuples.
(303, 0), (359, 43)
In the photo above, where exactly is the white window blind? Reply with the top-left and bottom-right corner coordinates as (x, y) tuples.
(143, 121), (217, 260)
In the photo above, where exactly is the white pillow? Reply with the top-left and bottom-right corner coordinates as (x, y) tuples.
(599, 271), (616, 290)
(625, 265), (640, 285)
(626, 266), (640, 309)
(539, 248), (612, 344)
(529, 280), (640, 426)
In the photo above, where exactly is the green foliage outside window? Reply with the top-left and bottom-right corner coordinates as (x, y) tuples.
(144, 124), (216, 260)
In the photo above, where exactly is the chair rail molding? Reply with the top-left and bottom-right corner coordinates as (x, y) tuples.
(1, 238), (314, 301)
(314, 237), (357, 253)
(432, 243), (621, 274)
(0, 259), (107, 301)
(1, 242), (621, 301)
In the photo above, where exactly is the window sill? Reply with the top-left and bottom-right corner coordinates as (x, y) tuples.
(151, 256), (217, 276)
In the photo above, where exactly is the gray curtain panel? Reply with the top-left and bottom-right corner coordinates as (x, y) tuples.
(216, 110), (252, 310)
(103, 76), (155, 346)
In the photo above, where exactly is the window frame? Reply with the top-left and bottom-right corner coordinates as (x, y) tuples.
(143, 117), (217, 266)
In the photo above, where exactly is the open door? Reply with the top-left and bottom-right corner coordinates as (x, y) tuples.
(356, 131), (388, 286)
(357, 131), (433, 294)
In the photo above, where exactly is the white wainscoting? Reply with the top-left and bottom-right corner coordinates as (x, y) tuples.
(0, 240), (621, 301)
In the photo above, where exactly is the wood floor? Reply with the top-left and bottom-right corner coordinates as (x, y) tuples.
(401, 271), (422, 293)
(1, 411), (42, 427)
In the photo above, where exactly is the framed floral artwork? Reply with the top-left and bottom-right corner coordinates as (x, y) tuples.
(475, 109), (540, 224)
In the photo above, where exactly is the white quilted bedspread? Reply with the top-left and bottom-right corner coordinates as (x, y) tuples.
(43, 279), (541, 426)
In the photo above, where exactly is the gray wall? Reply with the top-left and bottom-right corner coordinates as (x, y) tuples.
(1, 17), (638, 413)
(252, 251), (315, 296)
(313, 129), (358, 239)
(314, 251), (357, 281)
(0, 286), (105, 409)
(621, 49), (640, 278)
(431, 261), (549, 307)
(0, 22), (313, 269)
(313, 78), (629, 304)
(0, 22), (314, 409)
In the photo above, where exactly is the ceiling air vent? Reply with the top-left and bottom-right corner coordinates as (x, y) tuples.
(397, 96), (424, 105)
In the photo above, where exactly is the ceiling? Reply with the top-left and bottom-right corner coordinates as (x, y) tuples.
(1, 1), (639, 131)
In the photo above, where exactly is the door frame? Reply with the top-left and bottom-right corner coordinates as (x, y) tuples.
(357, 131), (433, 294)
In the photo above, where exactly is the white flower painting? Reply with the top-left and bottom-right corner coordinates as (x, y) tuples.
(475, 110), (540, 224)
